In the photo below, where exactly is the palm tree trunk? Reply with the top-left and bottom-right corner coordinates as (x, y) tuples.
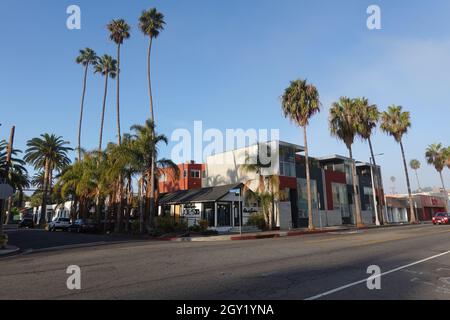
(5, 196), (13, 224)
(147, 36), (157, 230)
(147, 37), (154, 121)
(368, 137), (384, 225)
(439, 171), (446, 191)
(400, 141), (416, 223)
(124, 174), (131, 233)
(116, 44), (122, 145)
(98, 74), (109, 153)
(40, 160), (50, 226)
(303, 126), (314, 231)
(414, 169), (422, 191)
(270, 181), (275, 230)
(77, 64), (89, 161)
(139, 176), (145, 234)
(348, 146), (363, 227)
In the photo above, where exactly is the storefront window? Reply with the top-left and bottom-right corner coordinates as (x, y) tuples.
(297, 178), (318, 218)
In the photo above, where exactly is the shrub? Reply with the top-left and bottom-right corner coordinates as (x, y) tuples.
(198, 219), (208, 232)
(246, 213), (267, 230)
(188, 224), (202, 232)
(201, 229), (219, 236)
(131, 220), (140, 234)
(155, 215), (175, 233)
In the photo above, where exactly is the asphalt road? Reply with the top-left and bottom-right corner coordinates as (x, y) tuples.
(5, 227), (139, 252)
(0, 224), (449, 300)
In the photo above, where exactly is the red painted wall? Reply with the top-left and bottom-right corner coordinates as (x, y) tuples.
(159, 163), (205, 193)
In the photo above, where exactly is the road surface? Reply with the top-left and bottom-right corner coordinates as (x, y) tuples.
(1, 224), (449, 300)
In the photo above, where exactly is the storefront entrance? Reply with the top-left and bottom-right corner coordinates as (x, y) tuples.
(217, 203), (232, 227)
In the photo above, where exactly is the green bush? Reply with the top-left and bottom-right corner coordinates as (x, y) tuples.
(155, 215), (176, 233)
(246, 213), (267, 230)
(188, 224), (202, 232)
(201, 229), (219, 236)
(131, 220), (140, 234)
(198, 219), (208, 232)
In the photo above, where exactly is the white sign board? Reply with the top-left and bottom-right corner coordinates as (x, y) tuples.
(0, 184), (14, 200)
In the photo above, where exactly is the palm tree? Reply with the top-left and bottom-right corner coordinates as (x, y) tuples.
(240, 145), (280, 229)
(75, 48), (98, 161)
(354, 97), (383, 224)
(380, 105), (416, 223)
(409, 159), (422, 191)
(329, 97), (364, 228)
(281, 79), (320, 230)
(95, 55), (117, 153)
(107, 19), (130, 145)
(0, 141), (29, 224)
(24, 134), (72, 226)
(130, 120), (177, 232)
(139, 8), (165, 122)
(425, 143), (448, 191)
(139, 8), (166, 227)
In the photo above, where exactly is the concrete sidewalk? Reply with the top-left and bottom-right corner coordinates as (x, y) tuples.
(173, 222), (417, 242)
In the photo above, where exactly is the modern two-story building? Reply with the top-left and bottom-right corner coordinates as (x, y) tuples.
(157, 140), (385, 231)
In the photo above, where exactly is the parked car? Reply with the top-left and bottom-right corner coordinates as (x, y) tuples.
(67, 219), (98, 233)
(432, 212), (450, 225)
(18, 218), (35, 229)
(48, 217), (71, 231)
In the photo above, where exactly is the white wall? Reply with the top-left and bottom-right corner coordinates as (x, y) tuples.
(205, 141), (280, 191)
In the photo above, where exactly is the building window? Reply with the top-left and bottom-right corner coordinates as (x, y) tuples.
(159, 173), (167, 182)
(332, 182), (350, 217)
(363, 187), (374, 211)
(183, 170), (187, 178)
(279, 145), (296, 177)
(191, 170), (200, 178)
(297, 178), (318, 218)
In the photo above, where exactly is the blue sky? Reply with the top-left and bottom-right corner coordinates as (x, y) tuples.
(2, 0), (450, 193)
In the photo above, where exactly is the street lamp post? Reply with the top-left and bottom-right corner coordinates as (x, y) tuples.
(370, 153), (384, 227)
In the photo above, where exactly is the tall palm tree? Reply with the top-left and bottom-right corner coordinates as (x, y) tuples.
(24, 134), (72, 226)
(425, 143), (448, 191)
(76, 48), (98, 161)
(380, 105), (416, 223)
(281, 79), (320, 231)
(139, 8), (165, 122)
(107, 19), (130, 145)
(409, 159), (422, 191)
(329, 97), (364, 228)
(354, 97), (383, 224)
(139, 8), (166, 227)
(95, 55), (117, 153)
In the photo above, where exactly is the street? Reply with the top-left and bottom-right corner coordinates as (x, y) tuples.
(0, 224), (449, 300)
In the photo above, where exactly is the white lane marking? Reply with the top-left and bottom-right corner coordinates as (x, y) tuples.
(305, 250), (450, 300)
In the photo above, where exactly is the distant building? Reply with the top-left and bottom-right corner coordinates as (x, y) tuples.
(158, 161), (205, 193)
(385, 192), (448, 223)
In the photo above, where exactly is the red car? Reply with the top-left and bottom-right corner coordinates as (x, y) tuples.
(432, 212), (450, 225)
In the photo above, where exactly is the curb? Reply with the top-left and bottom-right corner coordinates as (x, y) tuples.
(0, 246), (21, 258)
(21, 241), (131, 255)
